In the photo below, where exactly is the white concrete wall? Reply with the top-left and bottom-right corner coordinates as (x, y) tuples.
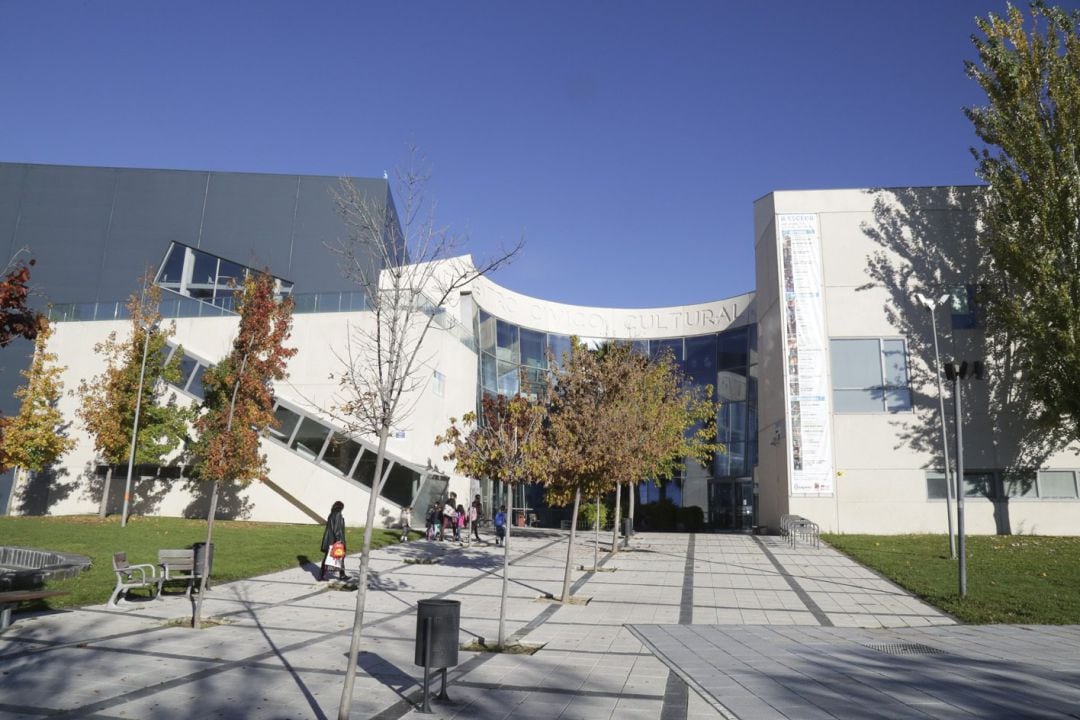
(761, 187), (1080, 535)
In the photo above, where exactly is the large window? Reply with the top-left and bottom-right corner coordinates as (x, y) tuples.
(927, 469), (1080, 501)
(830, 338), (912, 413)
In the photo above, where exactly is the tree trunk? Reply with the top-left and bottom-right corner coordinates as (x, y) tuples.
(193, 478), (219, 630)
(611, 482), (622, 554)
(592, 493), (599, 571)
(498, 482), (511, 647)
(560, 488), (581, 602)
(98, 465), (114, 519)
(628, 482), (635, 549)
(338, 424), (390, 720)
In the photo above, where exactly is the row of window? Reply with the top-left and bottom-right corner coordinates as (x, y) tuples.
(162, 343), (428, 508)
(926, 470), (1080, 501)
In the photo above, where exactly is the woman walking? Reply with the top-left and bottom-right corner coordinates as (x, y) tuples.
(320, 500), (347, 581)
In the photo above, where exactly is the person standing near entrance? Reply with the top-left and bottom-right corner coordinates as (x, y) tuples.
(320, 501), (347, 581)
(470, 494), (483, 543)
(494, 505), (507, 546)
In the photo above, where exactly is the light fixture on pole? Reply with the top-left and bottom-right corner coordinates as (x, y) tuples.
(121, 320), (157, 528)
(944, 359), (984, 599)
(914, 291), (956, 560)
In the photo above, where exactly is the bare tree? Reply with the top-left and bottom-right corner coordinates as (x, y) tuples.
(330, 150), (522, 719)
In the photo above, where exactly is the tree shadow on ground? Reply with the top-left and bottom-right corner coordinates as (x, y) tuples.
(861, 187), (1065, 534)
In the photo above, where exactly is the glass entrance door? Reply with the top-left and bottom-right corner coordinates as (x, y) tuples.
(708, 477), (756, 531)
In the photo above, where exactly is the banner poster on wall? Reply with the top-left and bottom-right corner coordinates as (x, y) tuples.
(777, 214), (833, 495)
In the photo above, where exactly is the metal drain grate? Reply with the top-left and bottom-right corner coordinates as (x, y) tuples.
(862, 642), (944, 656)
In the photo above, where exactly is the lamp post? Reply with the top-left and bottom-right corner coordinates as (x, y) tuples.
(944, 359), (983, 599)
(121, 320), (156, 528)
(914, 292), (955, 559)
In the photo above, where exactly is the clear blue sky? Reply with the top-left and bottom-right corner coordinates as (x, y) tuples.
(1, 1), (1066, 308)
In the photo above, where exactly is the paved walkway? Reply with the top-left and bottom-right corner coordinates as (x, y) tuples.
(0, 530), (1077, 719)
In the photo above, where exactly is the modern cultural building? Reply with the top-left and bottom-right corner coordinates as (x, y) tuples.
(2, 162), (1078, 535)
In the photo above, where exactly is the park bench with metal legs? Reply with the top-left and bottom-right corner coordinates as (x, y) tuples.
(156, 548), (207, 598)
(109, 552), (161, 607)
(0, 589), (68, 630)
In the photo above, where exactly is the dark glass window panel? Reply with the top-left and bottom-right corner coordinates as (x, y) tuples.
(630, 340), (649, 357)
(314, 292), (340, 312)
(963, 471), (995, 498)
(177, 356), (198, 391)
(343, 292), (368, 311)
(950, 285), (979, 329)
(684, 334), (718, 389)
(639, 483), (661, 504)
(882, 340), (909, 387)
(885, 388), (912, 412)
(519, 328), (546, 368)
(547, 334), (571, 367)
(192, 250), (218, 286)
(290, 418), (330, 460)
(158, 244), (186, 284)
(269, 405), (301, 443)
(353, 450), (378, 487)
(381, 464), (417, 506)
(216, 259), (245, 286)
(651, 338), (683, 363)
(926, 473), (948, 499)
(187, 365), (206, 400)
(718, 327), (748, 369)
(664, 480), (682, 506)
(495, 320), (519, 362)
(320, 434), (362, 475)
(176, 298), (203, 317)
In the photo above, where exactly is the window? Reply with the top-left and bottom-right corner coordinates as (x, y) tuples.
(290, 418), (329, 460)
(830, 338), (912, 412)
(320, 434), (362, 475)
(926, 472), (949, 500)
(949, 285), (980, 329)
(432, 370), (445, 397)
(1038, 470), (1079, 499)
(269, 405), (301, 444)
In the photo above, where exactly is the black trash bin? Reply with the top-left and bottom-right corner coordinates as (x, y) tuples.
(192, 542), (214, 578)
(414, 599), (460, 668)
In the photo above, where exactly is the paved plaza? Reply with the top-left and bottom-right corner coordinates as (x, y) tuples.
(1, 530), (1078, 719)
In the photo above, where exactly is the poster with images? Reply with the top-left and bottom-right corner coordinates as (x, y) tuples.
(777, 214), (833, 495)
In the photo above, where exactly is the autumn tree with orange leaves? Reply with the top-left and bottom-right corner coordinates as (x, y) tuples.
(189, 270), (295, 629)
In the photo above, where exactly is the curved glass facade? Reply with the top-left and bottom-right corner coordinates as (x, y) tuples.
(474, 307), (758, 530)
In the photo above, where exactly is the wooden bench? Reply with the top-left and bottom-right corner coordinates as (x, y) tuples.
(157, 548), (201, 598)
(109, 552), (162, 607)
(0, 589), (68, 630)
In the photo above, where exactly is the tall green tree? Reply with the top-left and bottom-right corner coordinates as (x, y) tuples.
(330, 149), (521, 720)
(189, 270), (295, 629)
(437, 392), (547, 648)
(967, 2), (1080, 447)
(0, 324), (75, 511)
(76, 279), (190, 520)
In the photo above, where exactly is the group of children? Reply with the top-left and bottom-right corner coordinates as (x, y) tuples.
(412, 493), (508, 546)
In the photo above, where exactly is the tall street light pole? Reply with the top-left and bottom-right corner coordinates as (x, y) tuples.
(121, 321), (155, 528)
(914, 292), (955, 559)
(945, 359), (983, 600)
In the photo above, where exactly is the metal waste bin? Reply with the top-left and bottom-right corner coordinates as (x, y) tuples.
(414, 599), (460, 668)
(622, 518), (634, 537)
(192, 542), (214, 577)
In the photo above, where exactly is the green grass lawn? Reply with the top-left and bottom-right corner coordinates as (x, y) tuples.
(1, 515), (411, 612)
(823, 533), (1080, 624)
